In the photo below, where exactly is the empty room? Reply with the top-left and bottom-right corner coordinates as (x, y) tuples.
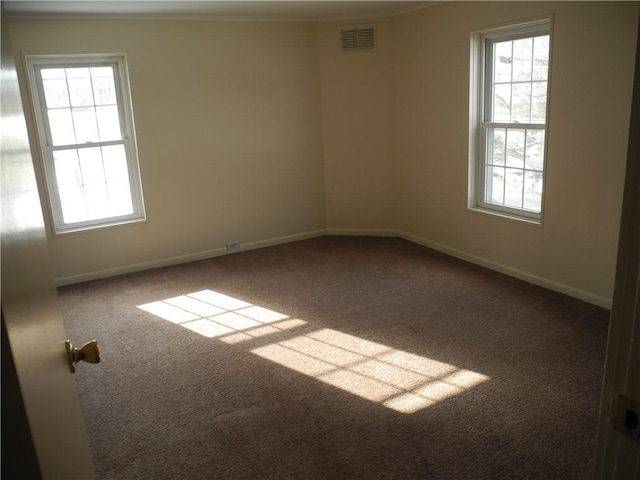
(2, 1), (639, 479)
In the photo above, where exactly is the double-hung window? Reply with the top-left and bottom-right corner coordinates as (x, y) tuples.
(26, 54), (145, 234)
(470, 19), (551, 223)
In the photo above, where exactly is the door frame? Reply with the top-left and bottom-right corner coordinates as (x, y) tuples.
(593, 10), (640, 478)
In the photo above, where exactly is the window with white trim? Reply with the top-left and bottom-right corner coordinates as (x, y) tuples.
(470, 20), (551, 223)
(26, 54), (145, 234)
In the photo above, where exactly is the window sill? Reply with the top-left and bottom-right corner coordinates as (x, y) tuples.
(467, 206), (542, 227)
(53, 217), (147, 237)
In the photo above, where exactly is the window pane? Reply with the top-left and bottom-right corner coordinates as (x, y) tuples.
(66, 67), (90, 79)
(525, 130), (545, 170)
(43, 79), (70, 108)
(72, 107), (99, 143)
(91, 66), (113, 78)
(490, 128), (506, 165)
(53, 149), (81, 187)
(107, 181), (134, 216)
(524, 171), (543, 212)
(68, 78), (94, 107)
(533, 36), (549, 81)
(48, 109), (76, 145)
(103, 145), (129, 181)
(532, 81), (548, 123)
(494, 41), (512, 83)
(486, 166), (504, 204)
(505, 129), (525, 168)
(512, 38), (533, 82)
(59, 186), (87, 224)
(78, 147), (105, 184)
(512, 83), (531, 123)
(96, 106), (122, 141)
(92, 76), (117, 105)
(504, 168), (524, 208)
(41, 68), (66, 80)
(493, 84), (511, 122)
(85, 184), (110, 219)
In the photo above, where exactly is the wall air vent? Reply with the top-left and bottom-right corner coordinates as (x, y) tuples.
(341, 25), (375, 52)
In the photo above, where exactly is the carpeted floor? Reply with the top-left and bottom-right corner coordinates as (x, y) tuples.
(59, 236), (610, 479)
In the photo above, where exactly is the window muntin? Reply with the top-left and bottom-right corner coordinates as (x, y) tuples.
(471, 21), (551, 222)
(27, 55), (145, 234)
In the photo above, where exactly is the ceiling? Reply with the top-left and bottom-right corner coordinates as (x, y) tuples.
(3, 1), (435, 22)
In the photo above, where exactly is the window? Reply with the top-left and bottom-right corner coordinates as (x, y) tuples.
(470, 20), (551, 223)
(26, 54), (145, 234)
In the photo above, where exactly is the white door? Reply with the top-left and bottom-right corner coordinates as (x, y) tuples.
(1, 14), (95, 480)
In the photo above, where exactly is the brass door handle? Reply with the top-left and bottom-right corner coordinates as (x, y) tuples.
(65, 340), (100, 373)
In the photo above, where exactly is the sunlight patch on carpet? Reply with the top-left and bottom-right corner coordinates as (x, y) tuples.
(138, 290), (306, 339)
(138, 290), (489, 414)
(252, 328), (489, 413)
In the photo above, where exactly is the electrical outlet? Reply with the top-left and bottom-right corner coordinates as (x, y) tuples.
(226, 241), (240, 251)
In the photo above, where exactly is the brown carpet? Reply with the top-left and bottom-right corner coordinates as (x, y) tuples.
(59, 236), (609, 480)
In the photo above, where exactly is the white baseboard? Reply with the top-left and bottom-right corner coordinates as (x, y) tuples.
(325, 227), (399, 237)
(235, 229), (326, 253)
(55, 229), (326, 287)
(398, 230), (612, 309)
(56, 227), (612, 308)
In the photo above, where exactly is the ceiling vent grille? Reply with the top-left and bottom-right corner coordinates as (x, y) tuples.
(341, 25), (375, 52)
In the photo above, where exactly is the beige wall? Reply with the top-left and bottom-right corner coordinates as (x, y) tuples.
(392, 1), (638, 305)
(318, 17), (397, 232)
(8, 2), (639, 306)
(8, 18), (326, 283)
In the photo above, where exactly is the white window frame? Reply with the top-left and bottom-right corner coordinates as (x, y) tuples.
(25, 54), (145, 234)
(469, 18), (552, 225)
